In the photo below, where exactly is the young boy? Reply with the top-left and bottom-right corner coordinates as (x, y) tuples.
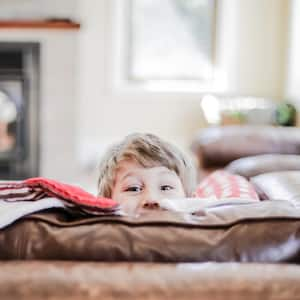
(97, 133), (197, 214)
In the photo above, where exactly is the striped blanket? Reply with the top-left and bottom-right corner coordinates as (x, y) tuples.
(0, 177), (119, 229)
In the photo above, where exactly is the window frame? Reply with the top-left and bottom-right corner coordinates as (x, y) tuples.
(111, 0), (225, 94)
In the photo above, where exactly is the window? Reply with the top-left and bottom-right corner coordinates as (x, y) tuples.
(124, 0), (216, 87)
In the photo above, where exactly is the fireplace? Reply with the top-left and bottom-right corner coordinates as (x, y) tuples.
(0, 42), (39, 179)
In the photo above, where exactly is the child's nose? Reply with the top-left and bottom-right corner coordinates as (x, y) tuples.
(141, 190), (160, 209)
(143, 201), (159, 209)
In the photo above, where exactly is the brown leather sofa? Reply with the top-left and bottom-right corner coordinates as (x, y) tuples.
(2, 125), (300, 300)
(2, 198), (300, 300)
(191, 125), (300, 180)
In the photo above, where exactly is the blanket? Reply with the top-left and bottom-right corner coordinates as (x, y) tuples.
(0, 177), (120, 229)
(0, 172), (261, 229)
(156, 197), (260, 213)
(0, 197), (64, 229)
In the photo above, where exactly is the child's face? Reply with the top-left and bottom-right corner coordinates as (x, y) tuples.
(112, 160), (185, 213)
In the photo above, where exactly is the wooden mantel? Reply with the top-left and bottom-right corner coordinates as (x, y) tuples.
(0, 20), (80, 30)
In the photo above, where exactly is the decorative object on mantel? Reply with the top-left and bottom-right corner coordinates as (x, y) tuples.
(0, 18), (80, 30)
(275, 102), (297, 127)
(200, 94), (277, 126)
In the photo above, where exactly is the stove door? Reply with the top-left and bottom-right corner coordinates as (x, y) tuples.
(0, 89), (17, 155)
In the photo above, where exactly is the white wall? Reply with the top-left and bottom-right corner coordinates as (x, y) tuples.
(0, 0), (291, 191)
(77, 0), (289, 169)
(0, 0), (78, 20)
(285, 0), (300, 105)
(229, 0), (288, 98)
(77, 0), (204, 166)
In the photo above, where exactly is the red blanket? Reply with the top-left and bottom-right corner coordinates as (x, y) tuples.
(0, 177), (119, 215)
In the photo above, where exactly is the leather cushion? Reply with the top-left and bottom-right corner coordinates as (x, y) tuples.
(226, 154), (300, 179)
(1, 201), (300, 263)
(191, 126), (300, 168)
(1, 261), (300, 300)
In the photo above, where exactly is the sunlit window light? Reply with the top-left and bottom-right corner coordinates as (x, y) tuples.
(126, 0), (216, 83)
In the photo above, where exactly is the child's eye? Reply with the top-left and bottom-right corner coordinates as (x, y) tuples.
(125, 186), (142, 192)
(161, 185), (174, 191)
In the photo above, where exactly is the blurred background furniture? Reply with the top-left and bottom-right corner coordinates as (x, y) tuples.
(191, 125), (300, 181)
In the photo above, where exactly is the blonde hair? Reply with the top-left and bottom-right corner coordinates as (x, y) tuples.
(97, 133), (196, 198)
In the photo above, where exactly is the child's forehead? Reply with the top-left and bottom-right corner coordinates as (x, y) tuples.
(114, 159), (177, 178)
(116, 158), (161, 170)
(116, 159), (164, 171)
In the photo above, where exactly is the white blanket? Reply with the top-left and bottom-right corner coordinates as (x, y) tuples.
(157, 197), (260, 213)
(0, 198), (65, 229)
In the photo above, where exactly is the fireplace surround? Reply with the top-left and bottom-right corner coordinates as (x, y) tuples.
(0, 42), (39, 179)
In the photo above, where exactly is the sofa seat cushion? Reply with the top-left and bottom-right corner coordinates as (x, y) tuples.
(1, 201), (300, 263)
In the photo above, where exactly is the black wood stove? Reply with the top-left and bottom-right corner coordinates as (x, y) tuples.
(0, 42), (39, 179)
